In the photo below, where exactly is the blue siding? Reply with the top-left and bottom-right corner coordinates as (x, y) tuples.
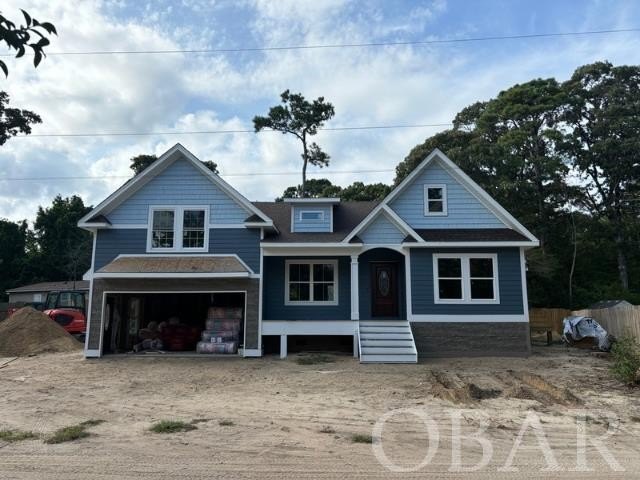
(358, 249), (406, 320)
(262, 256), (351, 320)
(94, 228), (260, 272)
(107, 157), (250, 225)
(94, 229), (147, 270)
(292, 205), (333, 232)
(360, 214), (405, 244)
(209, 229), (260, 273)
(389, 159), (505, 229)
(410, 247), (523, 315)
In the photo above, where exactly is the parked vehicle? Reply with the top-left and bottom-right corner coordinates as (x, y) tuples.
(42, 291), (87, 340)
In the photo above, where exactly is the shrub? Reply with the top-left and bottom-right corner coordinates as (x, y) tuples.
(351, 433), (373, 444)
(611, 336), (640, 385)
(45, 425), (90, 444)
(149, 420), (197, 434)
(319, 425), (336, 434)
(218, 419), (234, 426)
(0, 429), (38, 442)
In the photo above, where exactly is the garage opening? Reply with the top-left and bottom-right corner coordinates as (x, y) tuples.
(101, 292), (245, 355)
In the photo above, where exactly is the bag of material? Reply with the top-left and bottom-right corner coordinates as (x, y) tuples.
(562, 316), (613, 351)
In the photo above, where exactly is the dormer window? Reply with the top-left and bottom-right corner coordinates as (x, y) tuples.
(424, 184), (447, 216)
(148, 206), (209, 252)
(299, 210), (324, 221)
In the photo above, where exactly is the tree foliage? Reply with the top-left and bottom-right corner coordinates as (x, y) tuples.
(396, 61), (640, 307)
(254, 90), (335, 197)
(277, 178), (391, 202)
(0, 91), (41, 145)
(0, 9), (57, 77)
(130, 154), (219, 175)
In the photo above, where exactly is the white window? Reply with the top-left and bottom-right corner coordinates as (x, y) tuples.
(285, 260), (338, 305)
(299, 210), (324, 221)
(148, 206), (209, 252)
(424, 184), (447, 216)
(433, 254), (499, 304)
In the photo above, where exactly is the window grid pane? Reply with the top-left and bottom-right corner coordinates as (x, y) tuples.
(182, 209), (205, 248)
(288, 262), (336, 303)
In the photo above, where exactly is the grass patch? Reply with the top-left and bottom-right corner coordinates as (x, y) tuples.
(319, 426), (336, 434)
(0, 429), (38, 442)
(79, 419), (105, 427)
(149, 420), (197, 434)
(296, 354), (335, 365)
(351, 433), (374, 444)
(45, 425), (90, 444)
(630, 416), (640, 423)
(611, 336), (640, 385)
(218, 419), (235, 426)
(190, 418), (210, 425)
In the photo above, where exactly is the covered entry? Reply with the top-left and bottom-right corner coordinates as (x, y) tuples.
(358, 248), (407, 320)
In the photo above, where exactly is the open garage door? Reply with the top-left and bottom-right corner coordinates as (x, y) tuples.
(102, 291), (245, 355)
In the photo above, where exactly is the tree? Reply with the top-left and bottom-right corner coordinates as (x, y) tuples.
(0, 9), (57, 77)
(31, 195), (92, 282)
(130, 154), (219, 175)
(254, 90), (335, 197)
(0, 218), (27, 300)
(340, 182), (391, 201)
(560, 62), (640, 290)
(276, 178), (391, 202)
(277, 178), (341, 201)
(0, 91), (41, 145)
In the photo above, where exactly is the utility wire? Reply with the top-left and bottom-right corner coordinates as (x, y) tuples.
(1, 27), (638, 57)
(12, 123), (453, 139)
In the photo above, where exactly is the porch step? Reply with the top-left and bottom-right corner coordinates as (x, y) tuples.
(358, 319), (417, 364)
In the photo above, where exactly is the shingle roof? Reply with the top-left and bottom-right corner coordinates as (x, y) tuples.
(253, 201), (378, 243)
(411, 228), (529, 242)
(6, 281), (90, 294)
(96, 256), (250, 275)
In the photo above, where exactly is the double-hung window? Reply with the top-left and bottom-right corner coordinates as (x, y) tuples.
(148, 206), (208, 252)
(285, 260), (338, 305)
(433, 254), (499, 303)
(424, 184), (447, 215)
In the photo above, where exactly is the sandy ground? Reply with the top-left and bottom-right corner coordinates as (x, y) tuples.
(0, 345), (639, 479)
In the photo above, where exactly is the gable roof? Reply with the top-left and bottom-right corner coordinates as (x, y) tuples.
(7, 280), (90, 294)
(78, 143), (272, 228)
(255, 201), (378, 243)
(344, 149), (539, 246)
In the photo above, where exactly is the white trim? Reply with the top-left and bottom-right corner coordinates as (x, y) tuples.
(520, 248), (530, 322)
(404, 249), (412, 319)
(283, 198), (341, 204)
(78, 222), (110, 228)
(146, 205), (210, 253)
(257, 247), (264, 355)
(85, 349), (101, 358)
(410, 314), (527, 323)
(409, 241), (538, 247)
(263, 246), (362, 257)
(424, 183), (448, 216)
(280, 335), (287, 359)
(109, 224), (149, 229)
(243, 348), (262, 357)
(433, 253), (500, 304)
(350, 255), (360, 320)
(262, 242), (361, 248)
(84, 231), (98, 356)
(78, 143), (272, 227)
(284, 259), (339, 306)
(262, 320), (357, 335)
(298, 210), (325, 222)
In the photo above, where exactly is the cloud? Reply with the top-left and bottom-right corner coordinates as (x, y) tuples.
(1, 0), (639, 223)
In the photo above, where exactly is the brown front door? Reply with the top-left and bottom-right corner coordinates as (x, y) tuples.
(371, 262), (398, 317)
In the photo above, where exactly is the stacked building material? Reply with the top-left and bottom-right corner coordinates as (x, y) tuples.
(196, 307), (243, 354)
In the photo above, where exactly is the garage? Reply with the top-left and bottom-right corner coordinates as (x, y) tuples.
(85, 255), (261, 357)
(101, 291), (246, 355)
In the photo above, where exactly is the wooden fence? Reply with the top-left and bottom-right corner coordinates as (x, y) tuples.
(529, 306), (640, 341)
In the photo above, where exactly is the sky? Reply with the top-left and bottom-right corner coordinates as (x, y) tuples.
(1, 0), (639, 223)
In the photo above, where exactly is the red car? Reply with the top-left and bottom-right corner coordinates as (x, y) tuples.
(43, 290), (87, 339)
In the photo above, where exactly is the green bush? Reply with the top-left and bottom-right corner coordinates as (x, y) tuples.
(610, 336), (640, 385)
(149, 420), (197, 434)
(45, 425), (90, 444)
(0, 429), (38, 442)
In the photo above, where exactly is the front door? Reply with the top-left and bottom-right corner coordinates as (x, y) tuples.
(371, 262), (398, 317)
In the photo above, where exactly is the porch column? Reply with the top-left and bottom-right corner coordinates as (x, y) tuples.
(280, 335), (287, 359)
(350, 255), (359, 320)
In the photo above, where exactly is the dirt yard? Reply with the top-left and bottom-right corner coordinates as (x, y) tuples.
(1, 346), (639, 479)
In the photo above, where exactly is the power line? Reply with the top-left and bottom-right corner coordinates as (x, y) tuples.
(13, 123), (453, 139)
(0, 168), (397, 182)
(1, 27), (638, 57)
